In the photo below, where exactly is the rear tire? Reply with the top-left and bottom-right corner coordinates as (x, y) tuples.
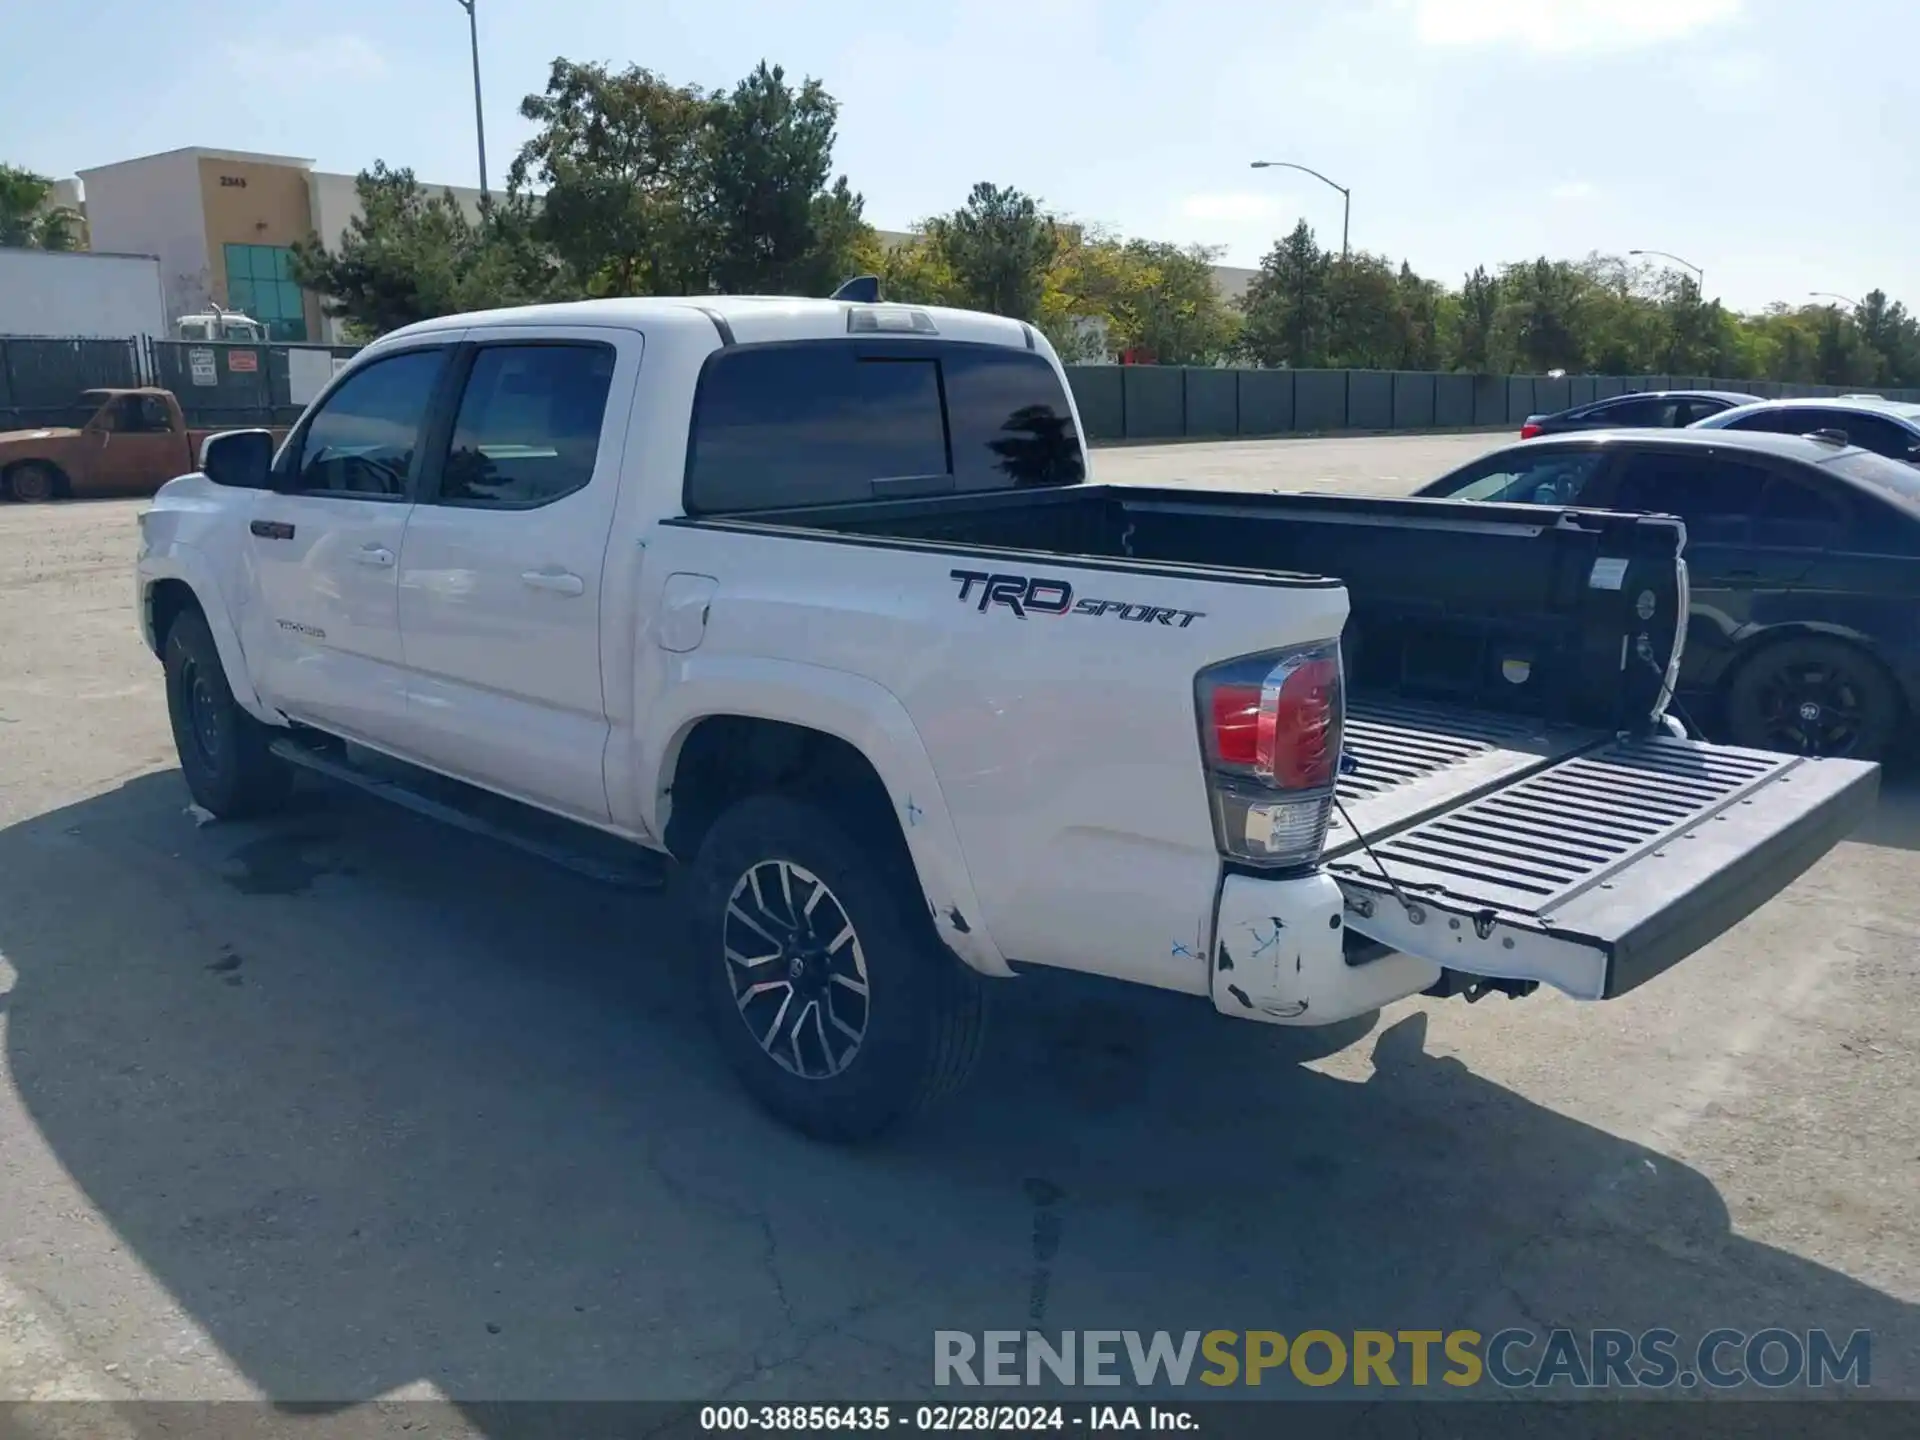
(163, 608), (293, 818)
(686, 794), (986, 1142)
(5, 462), (61, 503)
(1724, 636), (1899, 762)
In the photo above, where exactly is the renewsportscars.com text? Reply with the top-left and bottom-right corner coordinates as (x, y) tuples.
(933, 1328), (1871, 1391)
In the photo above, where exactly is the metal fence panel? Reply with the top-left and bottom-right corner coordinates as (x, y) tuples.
(152, 340), (273, 427)
(1570, 376), (1598, 407)
(1471, 374), (1506, 425)
(1390, 371), (1436, 429)
(1593, 376), (1626, 400)
(1348, 370), (1392, 429)
(1237, 369), (1294, 434)
(1122, 366), (1184, 439)
(0, 337), (143, 422)
(1067, 366), (1124, 441)
(1506, 377), (1536, 424)
(1434, 373), (1474, 427)
(1184, 368), (1238, 437)
(1534, 375), (1573, 414)
(1294, 370), (1347, 431)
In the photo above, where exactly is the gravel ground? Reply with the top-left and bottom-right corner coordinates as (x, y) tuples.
(1, 436), (1914, 1424)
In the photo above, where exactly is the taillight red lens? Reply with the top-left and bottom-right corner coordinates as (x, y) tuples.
(1519, 421), (1543, 440)
(1268, 657), (1340, 787)
(1211, 683), (1263, 766)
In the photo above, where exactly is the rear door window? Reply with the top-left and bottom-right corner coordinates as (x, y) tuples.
(1596, 395), (1680, 427)
(1612, 451), (1769, 543)
(685, 340), (1081, 512)
(433, 343), (616, 508)
(1752, 471), (1851, 549)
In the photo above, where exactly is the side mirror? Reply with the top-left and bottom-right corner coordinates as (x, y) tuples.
(200, 429), (275, 489)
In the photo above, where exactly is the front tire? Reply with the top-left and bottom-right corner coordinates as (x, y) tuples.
(163, 608), (293, 818)
(5, 462), (61, 503)
(686, 795), (986, 1141)
(1724, 637), (1900, 761)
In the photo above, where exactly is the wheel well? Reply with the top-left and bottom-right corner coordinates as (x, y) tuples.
(146, 578), (204, 660)
(662, 716), (912, 872)
(1720, 630), (1909, 723)
(2, 458), (69, 498)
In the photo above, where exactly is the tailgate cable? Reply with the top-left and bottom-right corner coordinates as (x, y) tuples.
(1331, 779), (1424, 925)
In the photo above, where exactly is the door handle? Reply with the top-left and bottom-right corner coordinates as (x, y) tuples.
(354, 545), (395, 567)
(250, 519), (295, 541)
(522, 569), (585, 596)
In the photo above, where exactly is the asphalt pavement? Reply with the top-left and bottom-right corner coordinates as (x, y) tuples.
(0, 435), (1915, 1422)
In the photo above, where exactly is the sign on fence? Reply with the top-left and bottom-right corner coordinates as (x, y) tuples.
(287, 348), (334, 405)
(227, 348), (259, 374)
(187, 349), (217, 386)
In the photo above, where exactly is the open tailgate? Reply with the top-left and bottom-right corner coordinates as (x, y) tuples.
(1328, 728), (1879, 1001)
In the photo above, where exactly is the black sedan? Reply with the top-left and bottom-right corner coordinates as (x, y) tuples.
(1413, 429), (1920, 760)
(1518, 388), (1761, 440)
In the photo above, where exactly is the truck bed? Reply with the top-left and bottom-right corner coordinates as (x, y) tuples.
(702, 483), (1687, 736)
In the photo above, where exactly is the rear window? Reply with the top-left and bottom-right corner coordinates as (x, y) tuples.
(1822, 448), (1920, 513)
(685, 340), (1083, 513)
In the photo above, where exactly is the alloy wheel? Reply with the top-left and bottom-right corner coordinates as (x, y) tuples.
(723, 859), (871, 1080)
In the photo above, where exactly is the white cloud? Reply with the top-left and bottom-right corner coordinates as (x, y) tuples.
(1548, 180), (1597, 200)
(1410, 0), (1742, 52)
(1178, 192), (1289, 223)
(225, 34), (387, 83)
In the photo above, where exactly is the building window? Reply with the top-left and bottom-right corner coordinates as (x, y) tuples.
(222, 243), (309, 342)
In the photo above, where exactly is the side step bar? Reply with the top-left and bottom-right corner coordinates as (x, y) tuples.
(269, 737), (668, 891)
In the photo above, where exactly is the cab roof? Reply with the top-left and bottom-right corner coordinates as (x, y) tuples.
(386, 295), (1041, 353)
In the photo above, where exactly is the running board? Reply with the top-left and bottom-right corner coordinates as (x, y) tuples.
(268, 737), (668, 891)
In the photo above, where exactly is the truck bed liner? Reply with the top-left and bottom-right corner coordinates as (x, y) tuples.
(1332, 698), (1601, 850)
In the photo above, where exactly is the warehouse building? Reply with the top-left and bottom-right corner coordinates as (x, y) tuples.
(75, 146), (483, 344)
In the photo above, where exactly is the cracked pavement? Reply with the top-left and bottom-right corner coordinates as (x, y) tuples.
(1, 438), (1916, 1420)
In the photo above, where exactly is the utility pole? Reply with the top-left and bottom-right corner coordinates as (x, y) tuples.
(454, 0), (489, 203)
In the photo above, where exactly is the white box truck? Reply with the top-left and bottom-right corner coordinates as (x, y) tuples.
(0, 248), (168, 340)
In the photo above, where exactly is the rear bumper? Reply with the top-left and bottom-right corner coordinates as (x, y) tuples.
(1210, 870), (1439, 1026)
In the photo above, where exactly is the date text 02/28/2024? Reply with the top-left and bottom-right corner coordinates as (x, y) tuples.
(699, 1404), (1194, 1432)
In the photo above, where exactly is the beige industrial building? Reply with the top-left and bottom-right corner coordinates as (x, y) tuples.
(73, 146), (484, 344)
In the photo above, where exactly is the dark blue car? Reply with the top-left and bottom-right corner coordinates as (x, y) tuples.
(1416, 428), (1920, 760)
(1519, 389), (1761, 440)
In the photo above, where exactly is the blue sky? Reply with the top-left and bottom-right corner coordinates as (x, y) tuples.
(6, 0), (1914, 312)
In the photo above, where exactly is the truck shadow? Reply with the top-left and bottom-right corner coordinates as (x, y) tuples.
(0, 770), (1913, 1423)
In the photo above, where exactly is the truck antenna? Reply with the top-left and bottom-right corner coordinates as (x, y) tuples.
(830, 275), (881, 304)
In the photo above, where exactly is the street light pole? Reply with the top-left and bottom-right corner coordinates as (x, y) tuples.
(453, 0), (489, 203)
(1809, 291), (1860, 309)
(1249, 160), (1350, 259)
(1629, 248), (1704, 294)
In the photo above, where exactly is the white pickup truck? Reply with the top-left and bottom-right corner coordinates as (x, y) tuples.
(137, 295), (1880, 1140)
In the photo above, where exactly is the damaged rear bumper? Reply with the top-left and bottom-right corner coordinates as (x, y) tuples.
(1210, 870), (1439, 1026)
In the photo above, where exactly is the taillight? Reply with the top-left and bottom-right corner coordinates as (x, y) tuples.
(1195, 641), (1344, 869)
(1519, 420), (1543, 440)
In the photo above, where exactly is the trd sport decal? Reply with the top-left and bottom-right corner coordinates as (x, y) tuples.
(949, 569), (1205, 628)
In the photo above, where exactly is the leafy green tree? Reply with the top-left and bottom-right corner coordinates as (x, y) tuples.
(924, 183), (1059, 321)
(1237, 221), (1330, 367)
(1451, 266), (1502, 371)
(701, 62), (868, 296)
(292, 164), (560, 338)
(0, 164), (83, 250)
(1494, 258), (1587, 373)
(510, 59), (713, 297)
